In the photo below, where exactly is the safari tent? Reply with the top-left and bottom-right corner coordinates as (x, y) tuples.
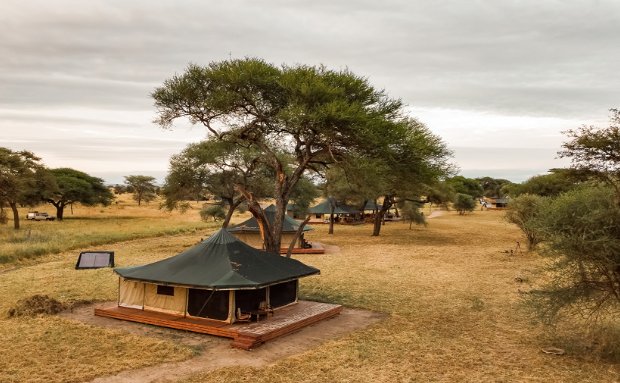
(227, 205), (313, 250)
(307, 199), (361, 224)
(484, 197), (510, 209)
(113, 229), (319, 324)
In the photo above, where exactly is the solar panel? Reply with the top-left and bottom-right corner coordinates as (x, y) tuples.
(75, 251), (114, 269)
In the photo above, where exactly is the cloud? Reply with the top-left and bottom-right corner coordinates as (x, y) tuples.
(0, 0), (618, 181)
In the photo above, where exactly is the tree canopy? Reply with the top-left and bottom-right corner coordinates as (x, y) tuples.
(153, 58), (448, 251)
(0, 148), (48, 229)
(162, 139), (272, 228)
(45, 168), (113, 220)
(454, 193), (476, 215)
(559, 108), (620, 204)
(445, 176), (483, 198)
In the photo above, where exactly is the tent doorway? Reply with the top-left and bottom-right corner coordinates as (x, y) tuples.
(269, 280), (298, 308)
(235, 288), (267, 312)
(187, 289), (229, 321)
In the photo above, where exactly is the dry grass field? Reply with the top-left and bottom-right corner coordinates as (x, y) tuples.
(0, 194), (215, 265)
(0, 202), (618, 382)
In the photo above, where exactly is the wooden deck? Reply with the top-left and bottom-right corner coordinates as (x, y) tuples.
(279, 242), (325, 254)
(95, 300), (342, 350)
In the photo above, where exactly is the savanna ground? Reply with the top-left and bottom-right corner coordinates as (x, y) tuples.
(0, 197), (618, 382)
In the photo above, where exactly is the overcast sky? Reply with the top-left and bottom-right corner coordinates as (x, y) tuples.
(1, 0), (618, 183)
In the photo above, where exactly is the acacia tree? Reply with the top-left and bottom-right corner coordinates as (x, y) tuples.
(153, 59), (406, 252)
(124, 175), (157, 206)
(559, 108), (620, 205)
(369, 118), (453, 236)
(45, 168), (113, 220)
(0, 148), (49, 229)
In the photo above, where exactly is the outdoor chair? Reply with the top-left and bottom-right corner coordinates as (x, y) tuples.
(258, 301), (274, 316)
(236, 308), (251, 323)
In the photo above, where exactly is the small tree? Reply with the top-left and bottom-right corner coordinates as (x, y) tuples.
(505, 194), (548, 250)
(453, 193), (475, 215)
(528, 186), (620, 323)
(124, 175), (158, 206)
(199, 204), (226, 222)
(399, 201), (427, 229)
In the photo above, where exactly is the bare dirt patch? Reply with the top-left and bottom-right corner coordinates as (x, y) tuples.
(61, 304), (385, 383)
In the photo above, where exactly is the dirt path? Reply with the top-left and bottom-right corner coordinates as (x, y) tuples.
(426, 209), (445, 219)
(62, 305), (384, 383)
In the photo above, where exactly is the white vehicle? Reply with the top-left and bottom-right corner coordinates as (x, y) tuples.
(26, 212), (56, 221)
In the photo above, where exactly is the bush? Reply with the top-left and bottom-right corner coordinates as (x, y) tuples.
(199, 204), (226, 222)
(527, 186), (620, 323)
(399, 201), (427, 229)
(453, 193), (476, 215)
(505, 194), (548, 250)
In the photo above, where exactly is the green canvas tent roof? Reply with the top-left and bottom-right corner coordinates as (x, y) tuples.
(114, 229), (319, 289)
(308, 199), (360, 215)
(227, 205), (313, 233)
(363, 201), (381, 211)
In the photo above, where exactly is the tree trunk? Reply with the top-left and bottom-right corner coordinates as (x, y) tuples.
(56, 204), (65, 221)
(328, 208), (335, 235)
(221, 198), (242, 228)
(235, 185), (278, 252)
(10, 202), (19, 230)
(286, 216), (311, 258)
(372, 196), (392, 236)
(270, 196), (287, 253)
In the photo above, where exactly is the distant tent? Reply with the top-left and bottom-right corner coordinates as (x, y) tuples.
(307, 199), (360, 223)
(227, 205), (313, 249)
(114, 229), (319, 323)
(363, 201), (380, 211)
(75, 251), (114, 269)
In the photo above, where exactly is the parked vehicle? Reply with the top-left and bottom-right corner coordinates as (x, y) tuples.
(26, 212), (56, 221)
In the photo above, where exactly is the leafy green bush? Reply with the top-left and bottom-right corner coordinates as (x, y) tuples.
(453, 193), (475, 215)
(527, 186), (620, 323)
(199, 204), (226, 222)
(505, 194), (548, 250)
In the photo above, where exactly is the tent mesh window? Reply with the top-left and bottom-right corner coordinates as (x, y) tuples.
(269, 280), (298, 308)
(187, 289), (229, 320)
(235, 288), (267, 312)
(156, 285), (174, 296)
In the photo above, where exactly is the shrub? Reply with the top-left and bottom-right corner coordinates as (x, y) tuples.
(453, 193), (475, 215)
(527, 186), (620, 323)
(199, 204), (226, 222)
(505, 194), (548, 250)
